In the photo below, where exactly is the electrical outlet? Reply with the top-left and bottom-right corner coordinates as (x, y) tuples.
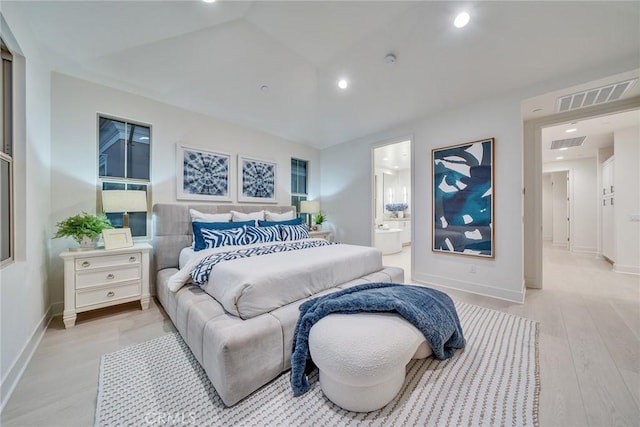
(469, 265), (477, 274)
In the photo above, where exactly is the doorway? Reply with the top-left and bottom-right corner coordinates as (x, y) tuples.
(524, 97), (640, 289)
(372, 139), (412, 275)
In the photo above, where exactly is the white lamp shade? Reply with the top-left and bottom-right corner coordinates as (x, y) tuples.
(101, 190), (148, 213)
(299, 200), (320, 214)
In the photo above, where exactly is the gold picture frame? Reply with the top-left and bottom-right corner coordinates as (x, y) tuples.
(102, 228), (134, 250)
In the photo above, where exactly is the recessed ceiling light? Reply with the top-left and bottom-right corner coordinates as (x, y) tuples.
(556, 156), (564, 160)
(565, 128), (577, 133)
(203, 0), (216, 3)
(383, 157), (388, 161)
(338, 79), (348, 90)
(394, 165), (399, 169)
(454, 12), (470, 28)
(559, 147), (569, 151)
(260, 85), (269, 93)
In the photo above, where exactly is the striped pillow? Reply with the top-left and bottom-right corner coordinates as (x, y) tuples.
(279, 224), (310, 241)
(244, 225), (282, 245)
(200, 227), (246, 250)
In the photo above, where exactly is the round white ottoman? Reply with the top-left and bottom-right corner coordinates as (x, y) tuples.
(308, 312), (432, 412)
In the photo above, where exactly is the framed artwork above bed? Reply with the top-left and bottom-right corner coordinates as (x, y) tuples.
(177, 144), (232, 201)
(238, 155), (277, 203)
(432, 138), (494, 258)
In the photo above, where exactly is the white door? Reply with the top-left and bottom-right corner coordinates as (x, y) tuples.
(552, 171), (569, 248)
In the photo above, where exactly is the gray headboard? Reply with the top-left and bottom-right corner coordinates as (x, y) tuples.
(153, 203), (296, 272)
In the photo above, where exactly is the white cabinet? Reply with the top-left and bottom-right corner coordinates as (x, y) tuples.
(601, 157), (615, 262)
(60, 243), (151, 328)
(383, 220), (411, 245)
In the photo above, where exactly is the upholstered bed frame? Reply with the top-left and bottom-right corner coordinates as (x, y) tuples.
(152, 203), (404, 406)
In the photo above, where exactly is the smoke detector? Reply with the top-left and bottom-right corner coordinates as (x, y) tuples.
(384, 53), (397, 65)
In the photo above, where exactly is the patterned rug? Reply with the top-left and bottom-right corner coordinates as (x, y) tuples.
(95, 302), (539, 426)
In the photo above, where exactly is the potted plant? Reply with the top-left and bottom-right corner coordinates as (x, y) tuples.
(313, 212), (326, 230)
(54, 212), (113, 251)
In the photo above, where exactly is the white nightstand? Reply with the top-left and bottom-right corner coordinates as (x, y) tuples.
(309, 230), (331, 241)
(60, 243), (151, 328)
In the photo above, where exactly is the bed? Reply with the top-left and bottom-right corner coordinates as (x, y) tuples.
(153, 203), (404, 406)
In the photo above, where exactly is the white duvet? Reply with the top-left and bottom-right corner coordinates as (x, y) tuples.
(168, 239), (383, 319)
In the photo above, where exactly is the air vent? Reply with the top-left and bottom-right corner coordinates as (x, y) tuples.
(550, 136), (587, 150)
(557, 78), (637, 112)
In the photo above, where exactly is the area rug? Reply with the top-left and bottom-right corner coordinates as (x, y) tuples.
(95, 302), (539, 426)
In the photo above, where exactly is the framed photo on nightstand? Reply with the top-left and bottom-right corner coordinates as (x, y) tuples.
(102, 228), (134, 250)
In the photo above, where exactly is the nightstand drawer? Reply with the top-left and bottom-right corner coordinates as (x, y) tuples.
(75, 253), (141, 270)
(76, 282), (141, 308)
(75, 265), (140, 288)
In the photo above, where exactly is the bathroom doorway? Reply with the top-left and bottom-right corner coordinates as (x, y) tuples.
(372, 138), (412, 278)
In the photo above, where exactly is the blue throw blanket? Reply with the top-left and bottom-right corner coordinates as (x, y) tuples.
(290, 282), (466, 396)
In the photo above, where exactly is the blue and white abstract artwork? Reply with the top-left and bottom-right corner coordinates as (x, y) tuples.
(238, 155), (277, 203)
(177, 145), (231, 201)
(432, 138), (494, 258)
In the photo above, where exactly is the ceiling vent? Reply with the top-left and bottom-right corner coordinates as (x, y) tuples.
(556, 78), (637, 112)
(550, 136), (587, 150)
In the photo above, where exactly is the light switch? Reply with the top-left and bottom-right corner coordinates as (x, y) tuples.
(630, 214), (640, 222)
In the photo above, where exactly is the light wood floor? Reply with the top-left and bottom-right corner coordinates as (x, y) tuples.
(2, 245), (638, 426)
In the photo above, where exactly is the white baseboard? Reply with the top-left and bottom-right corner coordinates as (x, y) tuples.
(613, 264), (640, 275)
(412, 272), (525, 304)
(0, 304), (54, 412)
(571, 246), (597, 254)
(552, 242), (568, 248)
(51, 301), (64, 316)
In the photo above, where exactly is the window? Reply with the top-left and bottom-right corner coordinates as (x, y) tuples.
(291, 158), (308, 215)
(1, 38), (13, 266)
(98, 115), (150, 237)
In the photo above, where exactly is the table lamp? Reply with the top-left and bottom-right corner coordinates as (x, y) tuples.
(299, 200), (320, 229)
(101, 190), (147, 228)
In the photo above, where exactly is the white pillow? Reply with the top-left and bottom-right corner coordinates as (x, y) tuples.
(231, 210), (265, 222)
(189, 209), (232, 223)
(265, 210), (295, 221)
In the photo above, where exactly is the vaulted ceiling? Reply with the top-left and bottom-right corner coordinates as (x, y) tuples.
(8, 1), (640, 148)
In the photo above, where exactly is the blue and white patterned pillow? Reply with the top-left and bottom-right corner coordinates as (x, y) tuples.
(244, 225), (281, 245)
(279, 224), (310, 241)
(200, 227), (246, 250)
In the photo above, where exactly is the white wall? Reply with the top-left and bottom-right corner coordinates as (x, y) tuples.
(49, 73), (320, 306)
(0, 9), (52, 408)
(613, 126), (640, 274)
(542, 173), (553, 241)
(322, 94), (525, 302)
(543, 158), (598, 253)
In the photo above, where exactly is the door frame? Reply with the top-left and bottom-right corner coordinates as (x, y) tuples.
(523, 96), (640, 289)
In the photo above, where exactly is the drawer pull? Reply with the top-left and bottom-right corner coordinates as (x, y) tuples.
(129, 256), (136, 262)
(106, 274), (115, 280)
(82, 261), (90, 267)
(106, 291), (115, 297)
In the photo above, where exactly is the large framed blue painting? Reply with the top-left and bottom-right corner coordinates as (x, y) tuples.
(177, 145), (232, 201)
(432, 138), (494, 258)
(238, 155), (277, 203)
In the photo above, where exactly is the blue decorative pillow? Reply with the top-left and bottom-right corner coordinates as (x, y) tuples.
(192, 220), (253, 251)
(258, 217), (303, 227)
(279, 224), (310, 241)
(244, 225), (282, 245)
(199, 227), (246, 251)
